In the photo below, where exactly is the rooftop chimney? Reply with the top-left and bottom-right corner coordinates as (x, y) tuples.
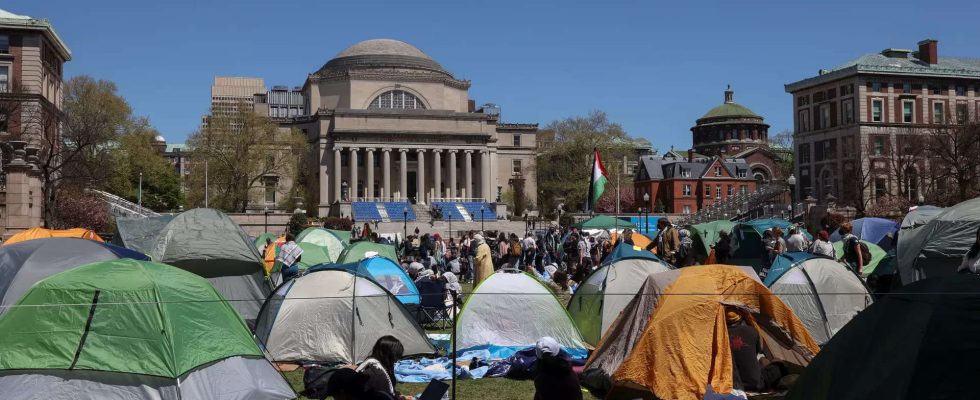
(688, 149), (695, 162)
(918, 39), (938, 64)
(724, 85), (734, 104)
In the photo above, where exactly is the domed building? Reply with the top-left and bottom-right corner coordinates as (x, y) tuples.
(284, 39), (538, 218)
(691, 86), (784, 183)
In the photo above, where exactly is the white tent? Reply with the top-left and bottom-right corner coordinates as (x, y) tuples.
(455, 271), (588, 356)
(255, 269), (435, 364)
(766, 253), (873, 344)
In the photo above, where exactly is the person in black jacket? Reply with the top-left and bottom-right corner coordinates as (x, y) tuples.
(533, 337), (583, 400)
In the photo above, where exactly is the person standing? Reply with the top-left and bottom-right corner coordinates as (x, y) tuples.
(496, 233), (510, 269)
(655, 218), (680, 266)
(838, 223), (865, 274)
(277, 233), (304, 282)
(677, 229), (695, 267)
(809, 230), (836, 259)
(714, 230), (731, 264)
(785, 227), (809, 252)
(473, 234), (494, 286)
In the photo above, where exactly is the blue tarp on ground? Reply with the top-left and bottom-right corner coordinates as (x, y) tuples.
(395, 357), (488, 383)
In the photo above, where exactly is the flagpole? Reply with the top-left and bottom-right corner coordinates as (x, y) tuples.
(587, 148), (596, 216)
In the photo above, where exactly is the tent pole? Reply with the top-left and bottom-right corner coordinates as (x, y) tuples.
(451, 293), (458, 399)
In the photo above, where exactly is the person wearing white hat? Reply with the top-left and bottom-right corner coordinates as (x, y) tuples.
(533, 336), (582, 400)
(472, 234), (493, 286)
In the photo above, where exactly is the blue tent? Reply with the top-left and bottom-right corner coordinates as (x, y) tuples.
(603, 242), (673, 267)
(309, 257), (420, 305)
(764, 252), (829, 286)
(830, 217), (900, 250)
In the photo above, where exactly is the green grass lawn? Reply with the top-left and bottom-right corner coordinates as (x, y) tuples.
(282, 369), (600, 400)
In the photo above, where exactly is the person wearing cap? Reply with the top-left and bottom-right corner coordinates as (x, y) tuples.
(473, 234), (494, 286)
(809, 230), (835, 258)
(533, 336), (582, 400)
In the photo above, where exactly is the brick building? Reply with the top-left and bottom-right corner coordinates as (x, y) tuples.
(785, 39), (980, 206)
(634, 150), (757, 214)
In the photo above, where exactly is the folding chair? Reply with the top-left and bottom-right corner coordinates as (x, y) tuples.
(416, 279), (450, 330)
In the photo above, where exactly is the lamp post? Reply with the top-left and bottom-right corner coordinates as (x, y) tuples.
(787, 174), (797, 221)
(556, 203), (564, 233)
(403, 206), (408, 244)
(642, 192), (651, 234)
(138, 171), (143, 214)
(524, 211), (529, 234)
(263, 206), (270, 233)
(447, 208), (452, 238)
(479, 205), (485, 233)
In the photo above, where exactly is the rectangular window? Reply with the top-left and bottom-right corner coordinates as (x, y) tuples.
(512, 160), (522, 174)
(737, 169), (747, 178)
(957, 103), (969, 123)
(933, 102), (945, 124)
(683, 184), (691, 197)
(714, 166), (721, 176)
(0, 66), (7, 93)
(957, 85), (967, 96)
(873, 137), (885, 156)
(740, 185), (748, 195)
(513, 135), (521, 147)
(796, 95), (809, 107)
(872, 82), (882, 92)
(715, 185), (722, 199)
(819, 103), (831, 128)
(681, 168), (691, 177)
(840, 84), (853, 96)
(0, 112), (6, 132)
(842, 99), (855, 124)
(264, 177), (278, 204)
(797, 110), (810, 132)
(874, 178), (887, 198)
(0, 35), (7, 54)
(903, 83), (912, 94)
(903, 100), (914, 123)
(842, 136), (854, 158)
(727, 185), (733, 196)
(799, 144), (811, 163)
(872, 99), (883, 122)
(683, 205), (691, 214)
(704, 184), (710, 198)
(932, 85), (942, 95)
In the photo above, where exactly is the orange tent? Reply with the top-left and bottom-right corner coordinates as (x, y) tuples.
(609, 231), (656, 254)
(582, 265), (820, 400)
(5, 228), (105, 245)
(262, 235), (286, 274)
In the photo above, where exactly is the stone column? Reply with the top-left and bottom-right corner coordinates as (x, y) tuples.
(333, 147), (342, 203)
(433, 149), (442, 201)
(349, 147), (359, 201)
(399, 149), (408, 201)
(365, 148), (375, 200)
(416, 149), (426, 204)
(464, 150), (473, 200)
(318, 140), (329, 207)
(481, 150), (490, 202)
(382, 148), (392, 201)
(490, 150), (499, 202)
(448, 150), (458, 199)
(4, 141), (32, 237)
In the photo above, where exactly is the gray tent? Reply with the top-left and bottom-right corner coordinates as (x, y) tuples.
(900, 205), (944, 230)
(0, 238), (149, 315)
(112, 215), (174, 251)
(148, 208), (270, 321)
(898, 198), (980, 284)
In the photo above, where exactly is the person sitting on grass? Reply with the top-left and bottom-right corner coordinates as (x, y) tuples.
(325, 368), (398, 400)
(354, 336), (414, 400)
(533, 336), (582, 400)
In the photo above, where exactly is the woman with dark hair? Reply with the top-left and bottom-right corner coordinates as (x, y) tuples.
(546, 270), (575, 307)
(958, 227), (980, 274)
(532, 337), (582, 400)
(355, 336), (406, 399)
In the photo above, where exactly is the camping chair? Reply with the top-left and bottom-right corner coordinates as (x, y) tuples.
(416, 279), (450, 330)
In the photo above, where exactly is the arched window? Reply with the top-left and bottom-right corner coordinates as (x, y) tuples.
(368, 90), (426, 110)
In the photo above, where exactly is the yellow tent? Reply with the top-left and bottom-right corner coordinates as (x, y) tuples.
(608, 231), (656, 254)
(5, 228), (105, 245)
(582, 265), (820, 400)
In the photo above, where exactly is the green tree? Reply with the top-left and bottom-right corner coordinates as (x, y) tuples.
(185, 103), (308, 212)
(536, 110), (649, 214)
(106, 121), (183, 211)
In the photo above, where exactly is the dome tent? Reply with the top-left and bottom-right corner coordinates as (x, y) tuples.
(312, 257), (420, 306)
(690, 220), (737, 261)
(337, 241), (399, 264)
(786, 274), (980, 400)
(568, 243), (674, 346)
(295, 242), (331, 270)
(296, 227), (349, 264)
(0, 238), (148, 315)
(832, 239), (887, 275)
(147, 208), (270, 321)
(764, 252), (873, 344)
(0, 259), (294, 400)
(898, 197), (980, 284)
(572, 215), (636, 230)
(581, 265), (820, 400)
(900, 205), (944, 230)
(4, 227), (104, 245)
(112, 215), (175, 252)
(255, 268), (434, 365)
(455, 270), (589, 358)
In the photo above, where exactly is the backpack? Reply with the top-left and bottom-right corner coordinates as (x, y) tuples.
(510, 241), (522, 256)
(845, 235), (872, 263)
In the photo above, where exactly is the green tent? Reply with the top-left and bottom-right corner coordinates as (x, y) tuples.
(296, 227), (349, 263)
(833, 239), (887, 275)
(253, 232), (279, 250)
(296, 242), (332, 270)
(0, 259), (261, 377)
(572, 215), (636, 230)
(337, 241), (399, 264)
(690, 220), (737, 261)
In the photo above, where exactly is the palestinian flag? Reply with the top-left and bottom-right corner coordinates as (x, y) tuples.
(586, 148), (608, 212)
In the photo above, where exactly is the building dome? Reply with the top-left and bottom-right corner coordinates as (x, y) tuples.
(318, 39), (448, 75)
(691, 86), (770, 157)
(701, 102), (760, 119)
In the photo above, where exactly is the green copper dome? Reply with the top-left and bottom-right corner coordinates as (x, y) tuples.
(699, 85), (761, 120)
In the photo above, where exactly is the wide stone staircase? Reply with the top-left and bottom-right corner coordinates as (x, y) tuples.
(88, 189), (161, 219)
(679, 183), (797, 225)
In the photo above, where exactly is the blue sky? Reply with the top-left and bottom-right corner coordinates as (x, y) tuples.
(7, 0), (979, 151)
